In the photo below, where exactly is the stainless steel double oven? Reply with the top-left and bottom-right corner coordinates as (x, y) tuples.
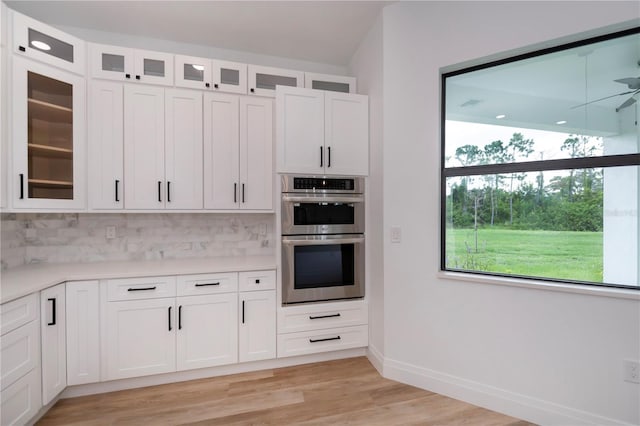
(281, 175), (365, 305)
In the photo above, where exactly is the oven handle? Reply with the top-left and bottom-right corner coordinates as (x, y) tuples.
(282, 236), (365, 246)
(281, 195), (363, 204)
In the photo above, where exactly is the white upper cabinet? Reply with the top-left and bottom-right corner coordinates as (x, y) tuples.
(204, 93), (273, 210)
(248, 65), (303, 97)
(277, 86), (369, 176)
(11, 56), (86, 210)
(304, 72), (356, 94)
(175, 55), (247, 94)
(12, 10), (85, 75)
(90, 43), (173, 86)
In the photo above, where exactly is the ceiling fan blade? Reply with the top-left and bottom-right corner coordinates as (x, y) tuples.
(615, 96), (637, 112)
(614, 77), (640, 89)
(570, 90), (636, 109)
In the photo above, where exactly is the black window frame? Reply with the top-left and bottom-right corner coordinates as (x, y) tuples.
(440, 26), (640, 291)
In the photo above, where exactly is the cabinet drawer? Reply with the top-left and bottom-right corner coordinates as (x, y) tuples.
(0, 367), (42, 426)
(106, 276), (176, 301)
(177, 273), (238, 296)
(277, 325), (368, 358)
(1, 294), (38, 336)
(239, 270), (276, 292)
(278, 301), (368, 334)
(1, 320), (40, 391)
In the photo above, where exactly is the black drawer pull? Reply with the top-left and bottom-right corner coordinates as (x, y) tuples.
(309, 336), (341, 343)
(309, 313), (341, 320)
(168, 306), (172, 331)
(178, 305), (182, 330)
(195, 282), (220, 287)
(47, 298), (56, 326)
(127, 286), (157, 292)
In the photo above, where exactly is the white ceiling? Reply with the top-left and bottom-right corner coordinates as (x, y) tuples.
(4, 1), (388, 66)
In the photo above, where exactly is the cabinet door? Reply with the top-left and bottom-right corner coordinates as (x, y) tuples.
(275, 86), (324, 175)
(124, 85), (165, 209)
(41, 283), (66, 405)
(176, 294), (238, 371)
(212, 60), (247, 94)
(104, 298), (175, 380)
(12, 10), (85, 75)
(324, 92), (369, 176)
(66, 281), (100, 386)
(133, 49), (174, 86)
(88, 81), (124, 209)
(0, 368), (41, 426)
(239, 290), (276, 362)
(12, 56), (86, 209)
(248, 65), (304, 97)
(240, 97), (273, 210)
(203, 93), (239, 210)
(89, 42), (134, 82)
(304, 72), (356, 94)
(174, 54), (211, 91)
(165, 89), (203, 210)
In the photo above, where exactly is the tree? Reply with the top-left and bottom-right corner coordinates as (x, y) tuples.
(483, 140), (507, 226)
(505, 133), (534, 224)
(454, 144), (482, 213)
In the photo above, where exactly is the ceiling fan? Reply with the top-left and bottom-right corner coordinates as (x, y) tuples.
(571, 76), (640, 112)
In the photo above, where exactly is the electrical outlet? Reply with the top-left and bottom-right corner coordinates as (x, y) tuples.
(391, 226), (402, 243)
(623, 359), (640, 384)
(105, 226), (116, 240)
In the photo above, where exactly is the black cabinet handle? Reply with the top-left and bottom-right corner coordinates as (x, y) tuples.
(195, 282), (220, 287)
(127, 286), (157, 292)
(136, 75), (141, 80)
(47, 298), (56, 326)
(115, 180), (120, 202)
(19, 174), (24, 199)
(125, 73), (131, 79)
(214, 83), (219, 89)
(19, 46), (26, 52)
(250, 88), (255, 93)
(242, 300), (245, 324)
(328, 146), (331, 168)
(205, 83), (210, 88)
(158, 181), (162, 202)
(234, 183), (237, 203)
(255, 279), (260, 284)
(168, 306), (172, 331)
(320, 147), (323, 167)
(309, 313), (341, 320)
(178, 305), (182, 330)
(309, 336), (341, 343)
(167, 181), (171, 203)
(242, 184), (245, 203)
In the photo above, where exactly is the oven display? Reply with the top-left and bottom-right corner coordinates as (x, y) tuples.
(293, 203), (355, 226)
(294, 244), (355, 289)
(293, 177), (355, 191)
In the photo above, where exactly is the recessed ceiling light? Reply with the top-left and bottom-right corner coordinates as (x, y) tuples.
(31, 40), (51, 51)
(556, 120), (567, 125)
(496, 114), (506, 119)
(192, 64), (205, 71)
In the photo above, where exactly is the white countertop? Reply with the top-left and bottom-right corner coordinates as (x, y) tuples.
(0, 256), (277, 304)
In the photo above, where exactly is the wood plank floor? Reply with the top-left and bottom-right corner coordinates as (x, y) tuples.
(38, 357), (534, 425)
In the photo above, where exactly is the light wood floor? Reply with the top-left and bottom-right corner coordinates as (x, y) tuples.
(38, 357), (534, 425)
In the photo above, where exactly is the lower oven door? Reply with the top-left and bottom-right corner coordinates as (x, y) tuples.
(282, 234), (365, 305)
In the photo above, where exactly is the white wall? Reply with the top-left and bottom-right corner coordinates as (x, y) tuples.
(349, 15), (385, 367)
(376, 2), (640, 424)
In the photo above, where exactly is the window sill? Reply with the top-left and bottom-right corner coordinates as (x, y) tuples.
(437, 271), (640, 300)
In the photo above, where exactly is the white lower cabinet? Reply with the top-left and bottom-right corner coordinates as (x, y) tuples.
(40, 283), (66, 405)
(239, 290), (276, 362)
(66, 281), (101, 385)
(176, 293), (238, 371)
(0, 294), (42, 425)
(104, 297), (176, 380)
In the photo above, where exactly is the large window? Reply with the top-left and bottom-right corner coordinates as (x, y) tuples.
(441, 28), (640, 290)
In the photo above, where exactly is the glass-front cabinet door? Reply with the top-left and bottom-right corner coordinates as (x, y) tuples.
(248, 65), (304, 97)
(12, 10), (85, 75)
(212, 60), (247, 94)
(175, 54), (212, 90)
(89, 42), (135, 82)
(12, 57), (86, 209)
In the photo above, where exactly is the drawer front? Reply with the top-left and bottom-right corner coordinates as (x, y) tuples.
(106, 276), (176, 301)
(0, 367), (42, 426)
(1, 294), (38, 336)
(239, 270), (276, 292)
(277, 325), (368, 358)
(177, 273), (238, 296)
(1, 320), (40, 391)
(278, 301), (368, 334)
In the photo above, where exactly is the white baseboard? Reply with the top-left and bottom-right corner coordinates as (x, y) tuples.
(62, 348), (367, 399)
(383, 357), (635, 426)
(366, 343), (384, 374)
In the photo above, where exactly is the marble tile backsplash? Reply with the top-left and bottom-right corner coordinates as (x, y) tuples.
(0, 213), (275, 270)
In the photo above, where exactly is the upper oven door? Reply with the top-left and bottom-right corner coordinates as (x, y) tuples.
(281, 193), (364, 235)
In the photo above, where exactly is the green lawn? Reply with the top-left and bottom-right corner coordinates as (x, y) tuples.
(445, 228), (603, 282)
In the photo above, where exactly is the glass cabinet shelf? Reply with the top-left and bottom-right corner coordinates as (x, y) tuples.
(28, 143), (73, 158)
